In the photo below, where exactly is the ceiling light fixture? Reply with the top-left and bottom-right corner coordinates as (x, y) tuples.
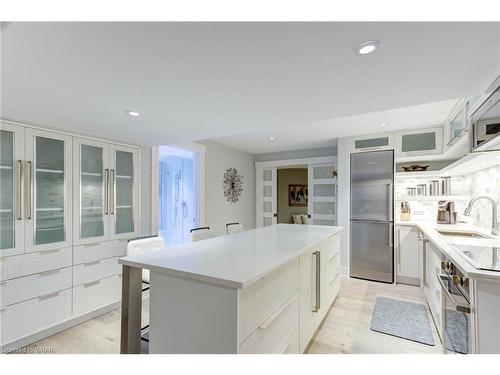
(354, 40), (380, 55)
(127, 111), (140, 117)
(268, 137), (276, 141)
(379, 122), (387, 127)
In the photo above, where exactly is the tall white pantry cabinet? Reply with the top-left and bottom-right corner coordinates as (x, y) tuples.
(0, 121), (140, 350)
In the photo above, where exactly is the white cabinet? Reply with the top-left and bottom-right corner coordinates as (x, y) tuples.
(396, 127), (443, 156)
(395, 226), (420, 285)
(422, 239), (443, 340)
(299, 233), (341, 352)
(73, 138), (139, 244)
(109, 144), (139, 240)
(0, 121), (140, 349)
(0, 123), (25, 257)
(350, 132), (394, 152)
(0, 124), (73, 255)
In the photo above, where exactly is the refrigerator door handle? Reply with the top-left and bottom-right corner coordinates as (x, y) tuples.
(387, 183), (393, 221)
(389, 224), (393, 247)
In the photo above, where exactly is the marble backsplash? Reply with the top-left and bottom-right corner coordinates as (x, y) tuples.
(395, 164), (500, 231)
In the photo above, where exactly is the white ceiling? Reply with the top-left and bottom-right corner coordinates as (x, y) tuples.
(213, 99), (460, 153)
(1, 22), (500, 150)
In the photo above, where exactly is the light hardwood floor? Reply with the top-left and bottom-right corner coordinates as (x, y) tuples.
(22, 277), (443, 354)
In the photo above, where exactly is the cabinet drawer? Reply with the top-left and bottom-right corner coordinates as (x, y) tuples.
(239, 258), (299, 343)
(0, 288), (72, 346)
(73, 240), (127, 265)
(73, 256), (121, 286)
(0, 266), (72, 308)
(72, 274), (121, 316)
(0, 247), (72, 282)
(239, 293), (299, 354)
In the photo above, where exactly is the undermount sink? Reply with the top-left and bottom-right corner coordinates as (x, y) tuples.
(437, 230), (492, 239)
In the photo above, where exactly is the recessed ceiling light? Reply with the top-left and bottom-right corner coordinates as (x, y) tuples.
(354, 40), (380, 55)
(268, 137), (276, 141)
(127, 111), (140, 117)
(379, 122), (388, 127)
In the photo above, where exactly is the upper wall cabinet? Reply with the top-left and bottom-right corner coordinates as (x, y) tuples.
(445, 99), (468, 147)
(73, 138), (139, 244)
(109, 144), (139, 240)
(0, 123), (25, 256)
(350, 132), (394, 153)
(0, 123), (73, 255)
(24, 128), (73, 252)
(395, 127), (443, 157)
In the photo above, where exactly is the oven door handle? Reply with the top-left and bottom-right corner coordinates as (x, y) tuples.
(436, 272), (471, 313)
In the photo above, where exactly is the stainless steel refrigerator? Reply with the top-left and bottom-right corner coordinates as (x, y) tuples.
(350, 150), (394, 283)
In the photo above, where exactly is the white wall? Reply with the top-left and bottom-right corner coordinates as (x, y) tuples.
(198, 140), (256, 236)
(337, 137), (351, 274)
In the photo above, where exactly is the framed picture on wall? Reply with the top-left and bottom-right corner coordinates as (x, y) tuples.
(288, 184), (308, 207)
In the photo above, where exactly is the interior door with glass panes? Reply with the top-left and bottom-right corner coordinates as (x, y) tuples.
(109, 144), (139, 239)
(73, 138), (110, 245)
(261, 167), (277, 227)
(24, 129), (72, 252)
(0, 123), (25, 256)
(308, 163), (337, 226)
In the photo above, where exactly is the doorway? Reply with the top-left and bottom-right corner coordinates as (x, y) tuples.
(277, 166), (309, 224)
(157, 146), (198, 246)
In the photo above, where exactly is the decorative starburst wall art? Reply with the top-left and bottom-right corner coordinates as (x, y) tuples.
(223, 167), (244, 203)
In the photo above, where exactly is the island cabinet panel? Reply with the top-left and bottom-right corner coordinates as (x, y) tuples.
(123, 226), (343, 354)
(238, 258), (300, 343)
(300, 234), (341, 352)
(239, 293), (299, 354)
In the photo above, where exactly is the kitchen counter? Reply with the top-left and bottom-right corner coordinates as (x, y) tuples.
(119, 224), (343, 353)
(396, 221), (500, 280)
(119, 224), (342, 289)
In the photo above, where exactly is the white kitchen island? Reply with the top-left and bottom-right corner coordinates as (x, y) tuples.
(119, 224), (342, 354)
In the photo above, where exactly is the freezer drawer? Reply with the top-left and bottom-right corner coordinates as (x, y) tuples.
(350, 220), (393, 283)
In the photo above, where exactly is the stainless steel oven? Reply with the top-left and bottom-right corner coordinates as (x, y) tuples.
(471, 79), (500, 151)
(437, 260), (472, 354)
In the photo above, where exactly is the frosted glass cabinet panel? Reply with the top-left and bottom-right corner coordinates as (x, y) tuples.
(24, 128), (72, 252)
(0, 123), (25, 256)
(396, 127), (443, 156)
(74, 140), (138, 243)
(110, 145), (138, 239)
(73, 138), (110, 245)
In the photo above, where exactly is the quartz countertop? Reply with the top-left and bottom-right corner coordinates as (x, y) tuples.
(396, 221), (500, 280)
(119, 224), (342, 289)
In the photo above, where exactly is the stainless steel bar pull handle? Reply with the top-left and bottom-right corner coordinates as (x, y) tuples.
(312, 250), (321, 312)
(26, 161), (33, 220)
(16, 160), (23, 220)
(387, 183), (393, 221)
(110, 169), (115, 215)
(104, 169), (109, 215)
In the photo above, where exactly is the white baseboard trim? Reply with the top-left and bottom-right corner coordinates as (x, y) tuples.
(1, 301), (121, 353)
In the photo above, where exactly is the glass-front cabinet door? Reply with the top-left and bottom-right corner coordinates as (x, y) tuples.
(109, 144), (139, 239)
(24, 129), (72, 252)
(73, 138), (110, 245)
(0, 123), (25, 256)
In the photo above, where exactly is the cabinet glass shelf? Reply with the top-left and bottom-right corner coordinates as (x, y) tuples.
(115, 150), (134, 234)
(34, 136), (65, 245)
(79, 144), (105, 239)
(1, 129), (15, 250)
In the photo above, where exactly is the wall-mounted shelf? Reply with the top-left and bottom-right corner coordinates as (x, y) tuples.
(396, 195), (471, 202)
